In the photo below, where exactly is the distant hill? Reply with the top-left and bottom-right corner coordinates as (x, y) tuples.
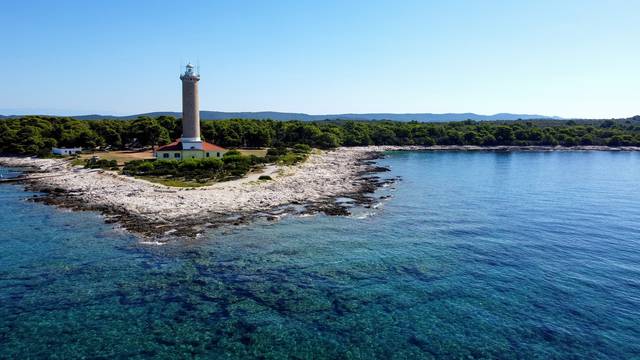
(0, 111), (562, 122)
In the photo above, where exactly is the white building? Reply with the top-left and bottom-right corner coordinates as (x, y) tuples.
(52, 147), (82, 156)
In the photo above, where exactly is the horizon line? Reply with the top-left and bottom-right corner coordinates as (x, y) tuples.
(2, 109), (638, 120)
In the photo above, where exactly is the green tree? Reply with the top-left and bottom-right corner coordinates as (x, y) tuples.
(493, 126), (515, 145)
(129, 117), (170, 146)
(314, 132), (340, 149)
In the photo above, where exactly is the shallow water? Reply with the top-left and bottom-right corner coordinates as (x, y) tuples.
(1, 151), (639, 358)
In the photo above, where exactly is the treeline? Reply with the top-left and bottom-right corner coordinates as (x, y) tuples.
(0, 116), (180, 156)
(1, 115), (640, 156)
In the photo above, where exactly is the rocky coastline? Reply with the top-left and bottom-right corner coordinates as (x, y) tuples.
(0, 148), (392, 240)
(2, 144), (638, 240)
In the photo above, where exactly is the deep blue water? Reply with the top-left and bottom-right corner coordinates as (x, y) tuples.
(1, 151), (640, 359)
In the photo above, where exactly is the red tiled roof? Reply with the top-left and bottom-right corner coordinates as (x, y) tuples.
(156, 140), (181, 151)
(202, 142), (227, 151)
(156, 140), (226, 152)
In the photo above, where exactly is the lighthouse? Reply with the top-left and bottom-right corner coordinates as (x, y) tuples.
(180, 63), (202, 149)
(155, 64), (227, 160)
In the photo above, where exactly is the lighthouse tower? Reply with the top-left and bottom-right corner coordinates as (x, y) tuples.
(154, 64), (227, 160)
(180, 63), (202, 150)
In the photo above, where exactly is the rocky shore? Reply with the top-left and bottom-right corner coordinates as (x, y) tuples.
(2, 145), (638, 240)
(0, 148), (391, 240)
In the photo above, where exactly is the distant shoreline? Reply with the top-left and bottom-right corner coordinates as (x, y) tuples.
(362, 145), (640, 152)
(0, 111), (562, 122)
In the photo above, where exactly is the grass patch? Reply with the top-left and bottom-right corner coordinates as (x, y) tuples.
(85, 158), (118, 170)
(276, 152), (308, 165)
(70, 158), (85, 166)
(265, 145), (311, 165)
(238, 149), (268, 157)
(79, 150), (154, 166)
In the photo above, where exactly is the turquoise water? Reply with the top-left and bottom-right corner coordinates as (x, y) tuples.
(1, 151), (640, 359)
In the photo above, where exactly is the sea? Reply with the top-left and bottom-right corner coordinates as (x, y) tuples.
(1, 151), (639, 359)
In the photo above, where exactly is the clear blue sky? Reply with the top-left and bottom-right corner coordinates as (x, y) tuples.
(0, 0), (637, 118)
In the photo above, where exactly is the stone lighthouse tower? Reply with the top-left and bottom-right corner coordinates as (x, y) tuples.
(154, 64), (227, 160)
(180, 63), (202, 149)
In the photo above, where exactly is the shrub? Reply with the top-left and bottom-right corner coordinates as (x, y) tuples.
(152, 160), (179, 175)
(278, 152), (306, 165)
(223, 154), (252, 176)
(85, 158), (118, 169)
(266, 147), (288, 157)
(247, 155), (264, 165)
(223, 149), (241, 157)
(123, 155), (255, 181)
(292, 143), (312, 153)
(178, 158), (201, 172)
(264, 146), (311, 165)
(258, 175), (272, 181)
(136, 162), (155, 174)
(200, 157), (223, 171)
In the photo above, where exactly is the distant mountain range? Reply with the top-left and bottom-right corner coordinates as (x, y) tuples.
(1, 111), (562, 122)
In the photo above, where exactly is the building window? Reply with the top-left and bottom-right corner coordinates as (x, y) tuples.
(174, 153), (181, 158)
(206, 152), (210, 157)
(163, 153), (169, 158)
(216, 152), (220, 157)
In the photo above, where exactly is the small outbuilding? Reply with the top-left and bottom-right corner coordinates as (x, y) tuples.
(52, 147), (82, 156)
